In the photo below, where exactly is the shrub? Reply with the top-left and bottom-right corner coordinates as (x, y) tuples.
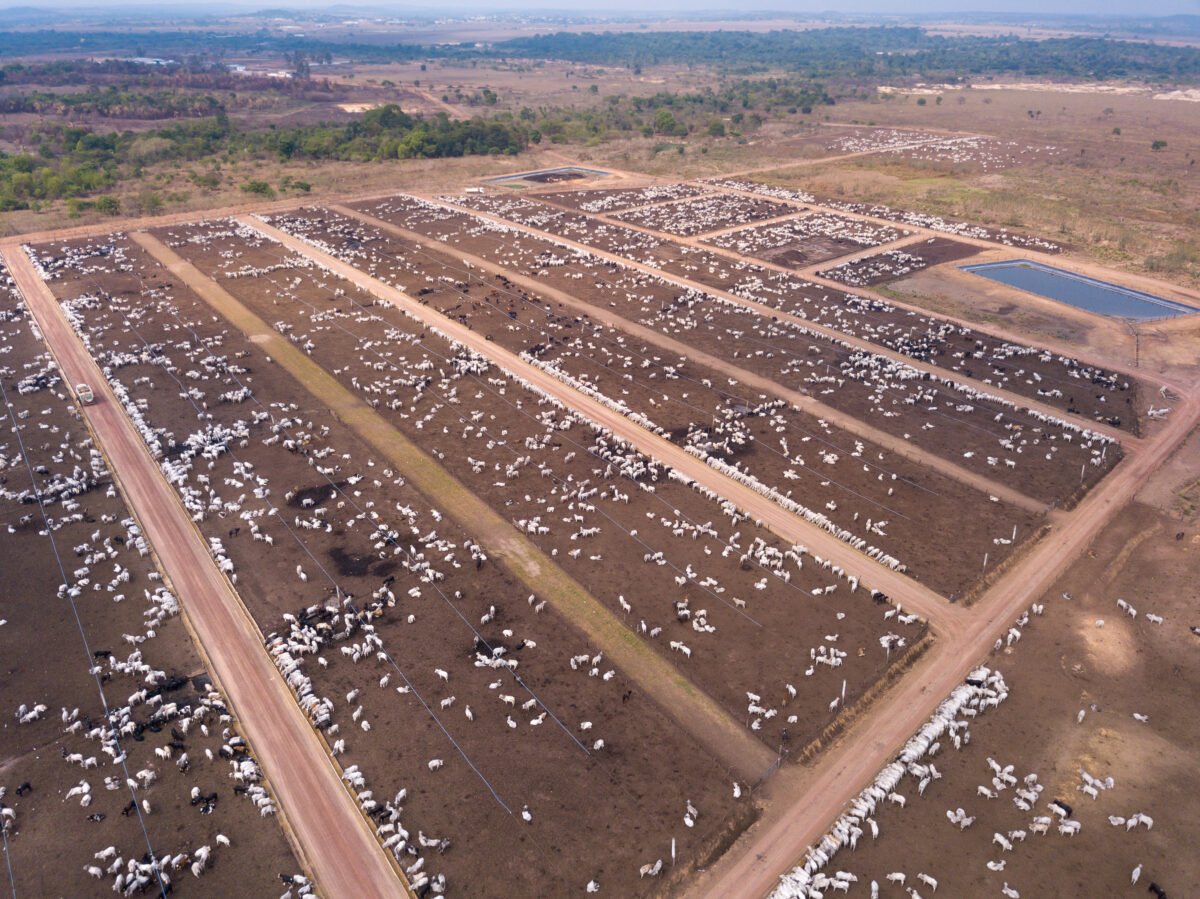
(241, 180), (275, 198)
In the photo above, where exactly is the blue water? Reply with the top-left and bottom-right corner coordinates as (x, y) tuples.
(963, 260), (1195, 320)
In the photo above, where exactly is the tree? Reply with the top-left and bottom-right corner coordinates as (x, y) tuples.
(136, 190), (163, 215)
(654, 108), (681, 135)
(707, 121), (725, 138)
(1151, 139), (1168, 151)
(241, 180), (275, 197)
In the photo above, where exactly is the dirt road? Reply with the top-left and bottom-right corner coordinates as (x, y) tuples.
(129, 230), (777, 782)
(410, 86), (469, 120)
(8, 158), (1196, 899)
(1, 246), (411, 899)
(334, 203), (1048, 516)
(239, 214), (956, 626)
(685, 386), (1200, 899)
(250, 207), (1200, 899)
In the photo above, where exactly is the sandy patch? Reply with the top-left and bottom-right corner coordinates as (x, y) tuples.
(971, 82), (1150, 95)
(1077, 613), (1137, 676)
(1154, 89), (1200, 102)
(880, 82), (1154, 97)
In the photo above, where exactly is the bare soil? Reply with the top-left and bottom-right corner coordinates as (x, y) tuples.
(253, 206), (1044, 598)
(434, 191), (1149, 435)
(154, 218), (920, 746)
(24, 227), (927, 896)
(805, 500), (1200, 898)
(819, 237), (984, 286)
(355, 195), (1128, 505)
(0, 272), (303, 898)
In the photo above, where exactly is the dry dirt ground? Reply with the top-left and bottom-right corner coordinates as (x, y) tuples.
(19, 224), (941, 897)
(817, 237), (982, 286)
(743, 89), (1200, 288)
(781, 484), (1200, 897)
(0, 267), (306, 896)
(253, 204), (1044, 597)
(878, 253), (1200, 379)
(3, 88), (1199, 896)
(328, 59), (718, 118)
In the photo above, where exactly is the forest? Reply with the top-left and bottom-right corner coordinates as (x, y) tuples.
(496, 30), (1200, 81)
(2, 27), (1198, 83)
(3, 23), (1197, 214)
(0, 106), (528, 211)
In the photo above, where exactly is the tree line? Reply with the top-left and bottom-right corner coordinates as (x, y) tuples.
(0, 105), (528, 212)
(3, 27), (1196, 83)
(495, 30), (1200, 82)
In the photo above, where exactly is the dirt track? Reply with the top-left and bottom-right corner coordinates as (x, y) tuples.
(239, 213), (955, 626)
(244, 204), (1200, 899)
(127, 228), (777, 782)
(5, 147), (1198, 898)
(242, 202), (1199, 899)
(685, 382), (1200, 899)
(1, 246), (411, 899)
(333, 203), (1047, 517)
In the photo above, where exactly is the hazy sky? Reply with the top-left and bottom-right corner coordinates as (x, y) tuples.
(6, 0), (1199, 16)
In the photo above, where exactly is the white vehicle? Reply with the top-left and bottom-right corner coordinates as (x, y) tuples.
(75, 383), (95, 405)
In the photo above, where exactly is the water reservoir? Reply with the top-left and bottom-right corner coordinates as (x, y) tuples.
(963, 260), (1195, 320)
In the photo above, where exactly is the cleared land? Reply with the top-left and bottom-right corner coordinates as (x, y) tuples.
(767, 499), (1200, 898)
(4, 112), (1198, 899)
(0, 257), (313, 897)
(15, 220), (945, 896)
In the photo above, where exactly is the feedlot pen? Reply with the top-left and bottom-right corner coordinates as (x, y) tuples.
(3, 174), (1191, 899)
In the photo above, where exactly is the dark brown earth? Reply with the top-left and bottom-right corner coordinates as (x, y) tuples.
(22, 228), (925, 897)
(0, 271), (304, 898)
(809, 501), (1200, 898)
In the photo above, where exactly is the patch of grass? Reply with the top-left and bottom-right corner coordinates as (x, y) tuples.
(1145, 241), (1200, 276)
